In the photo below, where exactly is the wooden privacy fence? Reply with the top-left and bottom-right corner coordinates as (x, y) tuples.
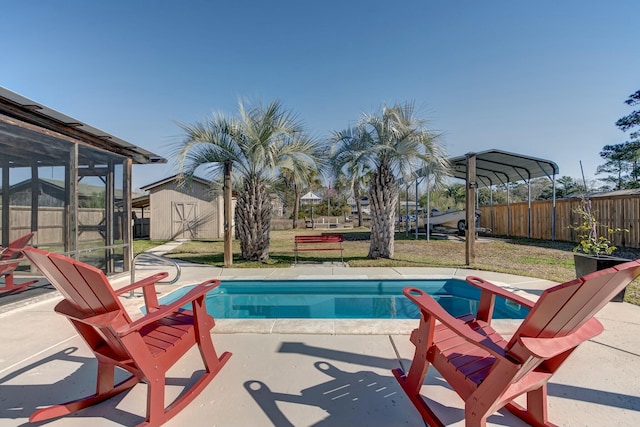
(478, 195), (640, 248)
(1, 206), (125, 247)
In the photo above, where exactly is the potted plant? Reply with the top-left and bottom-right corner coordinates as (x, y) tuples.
(571, 197), (629, 301)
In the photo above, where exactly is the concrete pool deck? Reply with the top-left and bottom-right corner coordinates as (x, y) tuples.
(1, 242), (639, 426)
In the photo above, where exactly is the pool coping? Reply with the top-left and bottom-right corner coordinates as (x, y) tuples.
(212, 317), (523, 335)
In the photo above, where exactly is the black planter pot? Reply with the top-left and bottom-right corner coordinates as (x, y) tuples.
(574, 253), (630, 302)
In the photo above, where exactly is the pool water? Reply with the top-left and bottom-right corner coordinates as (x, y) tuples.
(161, 279), (530, 320)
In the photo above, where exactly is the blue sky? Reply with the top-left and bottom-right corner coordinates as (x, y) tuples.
(2, 1), (639, 190)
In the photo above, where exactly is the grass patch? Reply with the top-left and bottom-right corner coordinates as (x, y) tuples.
(132, 240), (170, 255)
(520, 256), (575, 268)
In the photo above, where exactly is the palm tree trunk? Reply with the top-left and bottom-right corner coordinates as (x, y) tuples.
(368, 166), (398, 259)
(292, 183), (300, 229)
(354, 181), (364, 227)
(235, 177), (271, 260)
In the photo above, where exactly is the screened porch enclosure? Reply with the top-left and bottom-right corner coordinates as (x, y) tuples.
(0, 87), (164, 274)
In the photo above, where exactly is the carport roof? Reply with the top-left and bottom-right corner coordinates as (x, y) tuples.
(448, 149), (559, 187)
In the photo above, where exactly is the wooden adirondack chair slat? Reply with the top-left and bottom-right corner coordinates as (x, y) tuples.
(52, 257), (120, 315)
(566, 267), (640, 329)
(23, 247), (231, 427)
(394, 259), (640, 427)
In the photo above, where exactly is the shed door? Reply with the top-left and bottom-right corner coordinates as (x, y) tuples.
(172, 202), (197, 239)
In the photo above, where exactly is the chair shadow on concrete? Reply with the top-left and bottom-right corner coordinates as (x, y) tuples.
(245, 343), (521, 427)
(0, 346), (135, 425)
(0, 346), (208, 426)
(245, 361), (418, 427)
(266, 341), (640, 427)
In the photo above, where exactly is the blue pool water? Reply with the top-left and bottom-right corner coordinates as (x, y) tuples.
(161, 279), (530, 320)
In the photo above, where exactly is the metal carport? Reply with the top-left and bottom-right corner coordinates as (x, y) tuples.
(409, 149), (559, 265)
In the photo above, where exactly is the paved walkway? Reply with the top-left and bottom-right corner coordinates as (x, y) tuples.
(0, 241), (639, 426)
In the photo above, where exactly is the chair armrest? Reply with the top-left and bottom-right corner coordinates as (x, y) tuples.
(404, 287), (512, 362)
(518, 317), (604, 359)
(467, 276), (536, 323)
(466, 276), (536, 309)
(114, 272), (170, 295)
(115, 272), (170, 311)
(117, 279), (221, 335)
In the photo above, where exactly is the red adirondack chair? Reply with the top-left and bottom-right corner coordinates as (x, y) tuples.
(0, 232), (37, 293)
(393, 259), (640, 427)
(22, 247), (231, 427)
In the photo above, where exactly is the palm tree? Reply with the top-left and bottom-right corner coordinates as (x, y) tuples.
(331, 126), (373, 227)
(173, 99), (322, 261)
(277, 141), (322, 229)
(276, 169), (300, 228)
(334, 102), (449, 258)
(445, 183), (467, 208)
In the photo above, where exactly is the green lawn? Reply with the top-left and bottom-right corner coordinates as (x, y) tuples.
(133, 239), (170, 255)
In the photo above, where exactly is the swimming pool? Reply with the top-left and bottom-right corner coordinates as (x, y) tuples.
(160, 279), (530, 320)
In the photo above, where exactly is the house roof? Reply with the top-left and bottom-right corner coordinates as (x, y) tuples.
(584, 188), (640, 198)
(0, 86), (166, 166)
(301, 191), (322, 201)
(140, 174), (211, 191)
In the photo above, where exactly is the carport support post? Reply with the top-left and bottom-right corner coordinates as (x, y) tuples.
(465, 153), (476, 265)
(223, 160), (233, 267)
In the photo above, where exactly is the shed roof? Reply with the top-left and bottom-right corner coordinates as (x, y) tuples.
(140, 174), (211, 191)
(132, 194), (150, 209)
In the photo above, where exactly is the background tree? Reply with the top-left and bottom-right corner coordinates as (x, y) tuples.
(534, 175), (584, 199)
(595, 89), (640, 190)
(444, 183), (466, 208)
(81, 191), (106, 208)
(476, 186), (507, 206)
(596, 142), (640, 189)
(275, 169), (298, 226)
(329, 176), (353, 218)
(557, 176), (583, 197)
(277, 140), (323, 228)
(174, 99), (322, 261)
(616, 89), (640, 141)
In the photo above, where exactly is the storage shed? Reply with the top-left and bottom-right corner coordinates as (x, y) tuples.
(141, 175), (225, 240)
